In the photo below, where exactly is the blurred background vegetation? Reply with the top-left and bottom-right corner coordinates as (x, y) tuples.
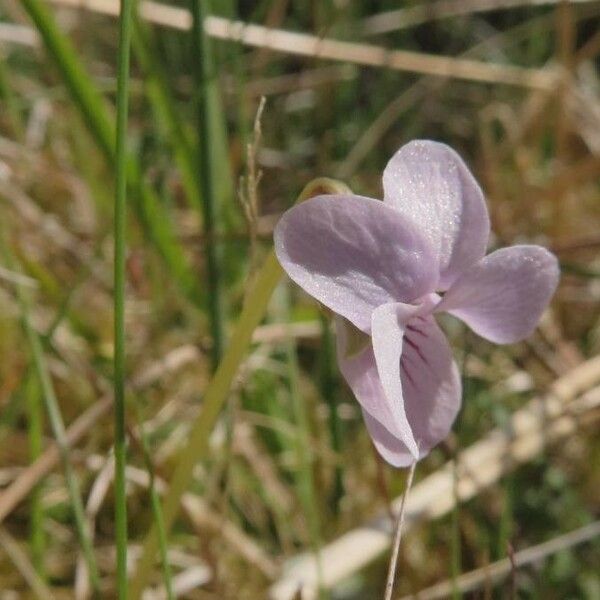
(0, 0), (599, 598)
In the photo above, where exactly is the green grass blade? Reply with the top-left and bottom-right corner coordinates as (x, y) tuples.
(0, 53), (25, 140)
(190, 0), (226, 366)
(134, 411), (175, 600)
(21, 0), (114, 158)
(131, 21), (201, 215)
(25, 369), (45, 576)
(114, 0), (135, 595)
(319, 314), (344, 511)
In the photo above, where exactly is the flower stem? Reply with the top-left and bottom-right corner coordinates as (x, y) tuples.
(384, 460), (417, 600)
(114, 0), (134, 596)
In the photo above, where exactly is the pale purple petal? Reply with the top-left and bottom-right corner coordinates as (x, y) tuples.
(274, 194), (438, 332)
(361, 410), (416, 467)
(382, 140), (490, 290)
(335, 316), (401, 438)
(370, 303), (420, 458)
(337, 307), (461, 466)
(437, 245), (559, 344)
(400, 315), (462, 455)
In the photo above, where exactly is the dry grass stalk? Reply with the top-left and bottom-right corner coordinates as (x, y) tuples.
(0, 396), (113, 524)
(102, 462), (279, 581)
(336, 10), (570, 178)
(399, 519), (600, 599)
(75, 455), (114, 599)
(0, 22), (39, 46)
(0, 526), (57, 599)
(362, 0), (599, 35)
(0, 340), (206, 524)
(233, 423), (295, 513)
(270, 356), (600, 599)
(252, 321), (321, 344)
(239, 96), (266, 275)
(44, 0), (557, 89)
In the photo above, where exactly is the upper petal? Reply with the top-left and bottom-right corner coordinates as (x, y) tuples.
(382, 140), (490, 290)
(400, 315), (462, 456)
(274, 194), (437, 332)
(436, 245), (560, 344)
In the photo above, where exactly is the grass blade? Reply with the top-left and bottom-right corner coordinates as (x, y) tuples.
(0, 527), (56, 600)
(114, 0), (135, 595)
(132, 414), (175, 600)
(0, 53), (25, 139)
(131, 21), (201, 215)
(130, 249), (282, 598)
(25, 370), (45, 576)
(190, 0), (226, 366)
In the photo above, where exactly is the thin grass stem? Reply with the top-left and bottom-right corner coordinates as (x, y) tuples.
(25, 370), (45, 576)
(319, 313), (344, 510)
(190, 0), (226, 367)
(0, 54), (24, 139)
(131, 21), (201, 215)
(0, 527), (56, 600)
(0, 227), (101, 593)
(134, 415), (175, 600)
(384, 460), (417, 600)
(114, 0), (135, 596)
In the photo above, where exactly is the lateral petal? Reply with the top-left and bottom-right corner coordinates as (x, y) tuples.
(436, 245), (560, 343)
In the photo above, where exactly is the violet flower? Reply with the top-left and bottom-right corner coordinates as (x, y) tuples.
(274, 140), (559, 467)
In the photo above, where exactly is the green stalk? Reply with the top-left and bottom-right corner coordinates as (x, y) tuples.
(131, 21), (201, 215)
(0, 229), (100, 593)
(21, 0), (113, 158)
(0, 53), (24, 139)
(114, 0), (134, 596)
(134, 409), (174, 600)
(129, 178), (350, 598)
(497, 479), (514, 560)
(190, 0), (225, 366)
(21, 0), (202, 305)
(319, 314), (344, 511)
(25, 369), (45, 576)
